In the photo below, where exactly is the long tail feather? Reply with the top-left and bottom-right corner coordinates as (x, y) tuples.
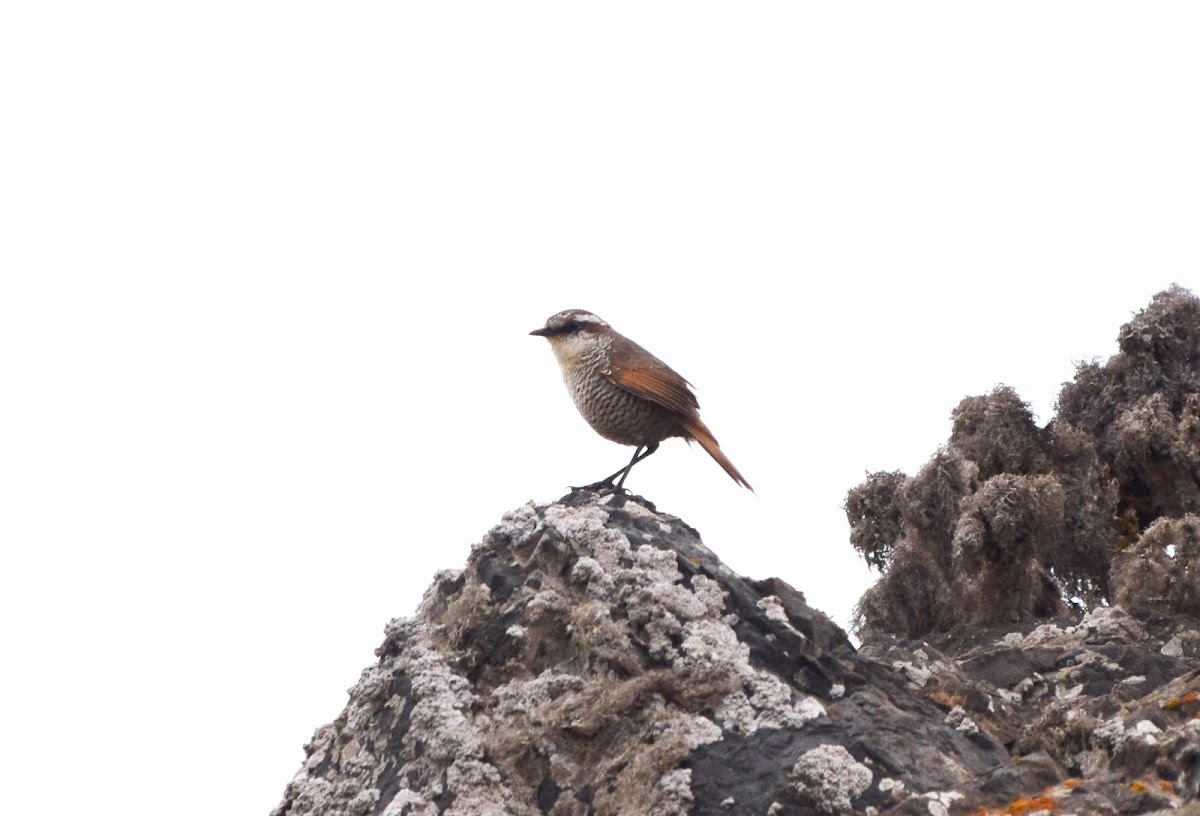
(681, 416), (753, 491)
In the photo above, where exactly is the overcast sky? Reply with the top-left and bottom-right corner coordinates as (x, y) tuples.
(2, 3), (1197, 814)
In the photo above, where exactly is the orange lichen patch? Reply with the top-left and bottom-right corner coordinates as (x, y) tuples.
(1163, 690), (1199, 710)
(1130, 781), (1148, 793)
(928, 690), (965, 709)
(1006, 794), (1058, 815)
(968, 784), (1069, 816)
(1158, 779), (1175, 794)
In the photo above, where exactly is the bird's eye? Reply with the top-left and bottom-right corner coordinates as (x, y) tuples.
(564, 320), (580, 333)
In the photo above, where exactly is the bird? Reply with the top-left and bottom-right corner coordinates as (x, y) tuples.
(530, 309), (752, 491)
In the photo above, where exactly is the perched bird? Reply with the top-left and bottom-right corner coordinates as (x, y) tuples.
(530, 309), (752, 491)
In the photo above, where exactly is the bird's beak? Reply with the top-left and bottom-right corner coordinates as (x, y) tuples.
(529, 327), (551, 337)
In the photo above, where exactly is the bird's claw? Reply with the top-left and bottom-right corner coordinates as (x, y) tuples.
(570, 479), (626, 493)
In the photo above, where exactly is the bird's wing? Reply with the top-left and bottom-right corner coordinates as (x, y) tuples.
(604, 338), (700, 417)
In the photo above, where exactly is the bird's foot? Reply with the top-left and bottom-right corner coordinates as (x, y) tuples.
(570, 478), (626, 494)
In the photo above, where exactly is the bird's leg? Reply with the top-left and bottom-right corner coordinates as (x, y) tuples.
(575, 443), (660, 492)
(613, 442), (658, 490)
(574, 447), (643, 491)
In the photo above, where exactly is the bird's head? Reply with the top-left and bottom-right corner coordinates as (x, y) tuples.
(530, 309), (612, 368)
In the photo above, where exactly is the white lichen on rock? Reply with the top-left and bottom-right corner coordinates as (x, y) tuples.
(652, 768), (695, 816)
(569, 555), (611, 593)
(944, 706), (979, 735)
(1134, 719), (1161, 737)
(404, 640), (483, 761)
(757, 594), (791, 623)
(1092, 715), (1128, 750)
(878, 776), (908, 804)
(491, 670), (586, 720)
(1162, 635), (1184, 657)
(790, 744), (873, 814)
(380, 789), (436, 816)
(710, 660), (826, 734)
(275, 614), (528, 816)
(1017, 623), (1071, 646)
(922, 790), (964, 816)
(1055, 683), (1084, 701)
(893, 660), (933, 688)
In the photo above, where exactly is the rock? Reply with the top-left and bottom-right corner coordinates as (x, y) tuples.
(272, 491), (1011, 816)
(272, 490), (1200, 815)
(975, 752), (1063, 800)
(789, 744), (873, 814)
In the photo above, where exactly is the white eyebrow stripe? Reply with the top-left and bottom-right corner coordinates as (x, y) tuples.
(565, 312), (608, 327)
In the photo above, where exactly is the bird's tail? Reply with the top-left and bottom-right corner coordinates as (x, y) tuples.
(682, 416), (753, 491)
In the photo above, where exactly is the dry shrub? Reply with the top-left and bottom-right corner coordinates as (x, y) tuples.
(1058, 285), (1200, 526)
(847, 286), (1200, 639)
(1112, 514), (1200, 617)
(951, 386), (1052, 479)
(951, 474), (1067, 623)
(845, 471), (906, 572)
(853, 544), (956, 639)
(897, 449), (979, 566)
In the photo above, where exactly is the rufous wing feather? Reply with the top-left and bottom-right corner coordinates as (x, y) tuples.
(607, 365), (698, 416)
(603, 335), (699, 415)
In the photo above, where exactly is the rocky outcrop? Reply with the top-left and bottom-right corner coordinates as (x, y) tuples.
(270, 490), (1200, 815)
(272, 491), (1010, 816)
(862, 607), (1200, 814)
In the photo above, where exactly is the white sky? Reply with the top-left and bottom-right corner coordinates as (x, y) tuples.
(2, 3), (1197, 814)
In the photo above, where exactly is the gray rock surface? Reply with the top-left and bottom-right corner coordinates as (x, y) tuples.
(273, 490), (1200, 816)
(860, 607), (1200, 814)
